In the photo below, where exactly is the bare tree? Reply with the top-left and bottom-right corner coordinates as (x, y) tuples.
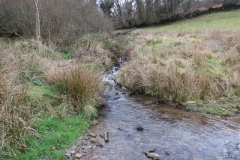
(34, 0), (41, 42)
(0, 0), (113, 49)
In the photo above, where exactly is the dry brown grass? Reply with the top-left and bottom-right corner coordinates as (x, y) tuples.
(45, 65), (103, 113)
(0, 38), (105, 156)
(116, 29), (240, 103)
(0, 63), (38, 156)
(0, 84), (38, 157)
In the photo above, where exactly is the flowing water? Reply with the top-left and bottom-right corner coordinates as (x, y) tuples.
(69, 64), (240, 160)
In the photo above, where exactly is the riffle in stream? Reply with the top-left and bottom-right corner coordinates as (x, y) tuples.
(66, 64), (240, 160)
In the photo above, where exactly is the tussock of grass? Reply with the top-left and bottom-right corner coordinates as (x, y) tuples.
(46, 65), (103, 113)
(117, 29), (240, 115)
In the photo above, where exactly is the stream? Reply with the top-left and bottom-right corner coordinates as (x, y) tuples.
(67, 63), (240, 160)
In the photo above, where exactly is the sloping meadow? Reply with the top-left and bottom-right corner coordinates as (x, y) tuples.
(116, 29), (240, 115)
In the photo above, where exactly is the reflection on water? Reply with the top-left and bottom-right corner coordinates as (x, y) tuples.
(83, 66), (240, 160)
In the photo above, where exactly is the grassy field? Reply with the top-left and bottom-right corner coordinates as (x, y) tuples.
(147, 9), (240, 31)
(116, 9), (240, 116)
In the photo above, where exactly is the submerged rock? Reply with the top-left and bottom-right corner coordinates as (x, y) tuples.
(136, 125), (144, 131)
(165, 151), (171, 155)
(145, 152), (160, 160)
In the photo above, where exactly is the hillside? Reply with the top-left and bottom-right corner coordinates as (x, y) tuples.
(147, 9), (240, 30)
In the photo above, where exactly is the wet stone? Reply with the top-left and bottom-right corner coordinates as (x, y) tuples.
(96, 142), (104, 148)
(136, 125), (144, 131)
(165, 151), (171, 155)
(118, 127), (123, 131)
(89, 133), (97, 137)
(90, 138), (97, 143)
(145, 152), (160, 160)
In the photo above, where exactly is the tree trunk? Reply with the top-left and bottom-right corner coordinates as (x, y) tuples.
(34, 0), (41, 42)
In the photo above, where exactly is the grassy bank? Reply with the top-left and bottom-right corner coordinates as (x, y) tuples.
(116, 9), (240, 116)
(0, 38), (105, 159)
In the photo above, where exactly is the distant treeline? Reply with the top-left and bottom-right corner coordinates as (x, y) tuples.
(0, 0), (112, 48)
(99, 0), (240, 28)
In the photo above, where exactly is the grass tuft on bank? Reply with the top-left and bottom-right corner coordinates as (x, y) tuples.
(116, 10), (240, 116)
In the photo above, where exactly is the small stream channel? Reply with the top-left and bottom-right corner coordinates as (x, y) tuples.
(67, 62), (240, 160)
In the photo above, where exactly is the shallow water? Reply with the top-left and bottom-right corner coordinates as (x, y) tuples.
(82, 66), (240, 160)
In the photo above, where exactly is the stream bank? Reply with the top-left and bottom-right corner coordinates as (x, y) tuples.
(66, 64), (240, 160)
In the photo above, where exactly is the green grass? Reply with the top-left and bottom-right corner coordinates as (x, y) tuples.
(146, 9), (240, 31)
(16, 114), (91, 160)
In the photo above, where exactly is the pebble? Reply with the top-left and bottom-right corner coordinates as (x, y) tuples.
(65, 153), (71, 157)
(118, 127), (123, 131)
(75, 153), (82, 158)
(81, 146), (85, 149)
(89, 133), (97, 137)
(96, 142), (104, 148)
(165, 151), (171, 155)
(70, 150), (75, 155)
(83, 136), (90, 140)
(136, 125), (144, 131)
(90, 138), (97, 143)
